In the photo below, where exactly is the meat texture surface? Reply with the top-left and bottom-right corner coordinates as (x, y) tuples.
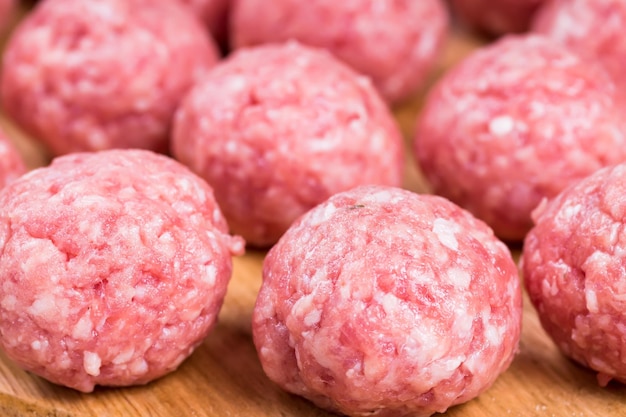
(230, 0), (449, 103)
(451, 0), (546, 35)
(1, 0), (219, 155)
(254, 185), (522, 417)
(523, 162), (626, 387)
(172, 42), (404, 247)
(533, 0), (626, 102)
(0, 149), (244, 392)
(414, 35), (626, 241)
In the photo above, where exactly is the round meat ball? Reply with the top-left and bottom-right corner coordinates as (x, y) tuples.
(253, 185), (522, 417)
(533, 0), (626, 101)
(522, 162), (626, 387)
(0, 149), (244, 392)
(172, 42), (404, 247)
(230, 0), (449, 104)
(0, 125), (26, 189)
(178, 0), (230, 44)
(0, 0), (219, 156)
(413, 35), (626, 241)
(451, 0), (546, 35)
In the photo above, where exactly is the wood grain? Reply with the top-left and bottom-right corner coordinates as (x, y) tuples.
(0, 4), (625, 417)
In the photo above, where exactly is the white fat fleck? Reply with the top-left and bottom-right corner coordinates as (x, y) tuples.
(307, 203), (337, 226)
(83, 351), (102, 376)
(72, 314), (94, 340)
(561, 203), (582, 219)
(585, 289), (599, 313)
(31, 340), (42, 351)
(130, 358), (148, 375)
(113, 347), (136, 365)
(380, 293), (402, 317)
(489, 116), (514, 136)
(1, 295), (17, 311)
(432, 218), (459, 251)
(484, 324), (503, 346)
(203, 264), (217, 286)
(303, 309), (321, 327)
(446, 267), (471, 290)
(28, 294), (57, 317)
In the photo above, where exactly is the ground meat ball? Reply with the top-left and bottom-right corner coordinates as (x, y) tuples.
(1, 0), (219, 156)
(533, 0), (626, 102)
(230, 0), (449, 104)
(0, 149), (244, 392)
(522, 163), (626, 387)
(413, 35), (626, 242)
(451, 0), (546, 35)
(172, 42), (404, 247)
(178, 0), (230, 44)
(0, 126), (26, 189)
(254, 185), (522, 417)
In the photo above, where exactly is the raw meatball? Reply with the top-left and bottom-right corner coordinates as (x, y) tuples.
(533, 0), (626, 101)
(178, 0), (230, 44)
(522, 162), (626, 387)
(254, 185), (522, 417)
(172, 42), (404, 247)
(451, 0), (546, 35)
(0, 149), (244, 392)
(1, 0), (219, 156)
(0, 126), (26, 189)
(230, 0), (449, 104)
(413, 35), (626, 241)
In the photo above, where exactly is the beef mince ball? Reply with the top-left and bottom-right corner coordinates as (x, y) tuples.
(0, 0), (219, 156)
(533, 0), (626, 101)
(0, 126), (26, 189)
(451, 0), (546, 35)
(523, 163), (626, 387)
(253, 185), (522, 417)
(172, 42), (404, 247)
(230, 0), (449, 104)
(0, 149), (244, 392)
(413, 35), (626, 241)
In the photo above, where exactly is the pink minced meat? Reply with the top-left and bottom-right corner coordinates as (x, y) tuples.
(413, 35), (626, 242)
(450, 0), (546, 35)
(253, 185), (522, 417)
(230, 0), (449, 104)
(533, 0), (626, 102)
(0, 149), (244, 392)
(177, 0), (230, 44)
(523, 162), (626, 387)
(0, 0), (219, 156)
(0, 126), (26, 190)
(172, 42), (404, 247)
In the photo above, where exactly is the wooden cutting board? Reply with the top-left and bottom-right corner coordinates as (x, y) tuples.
(0, 4), (624, 417)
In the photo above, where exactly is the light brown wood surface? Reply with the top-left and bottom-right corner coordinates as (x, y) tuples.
(0, 4), (625, 417)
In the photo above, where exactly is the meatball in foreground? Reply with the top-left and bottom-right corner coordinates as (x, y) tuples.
(0, 149), (244, 392)
(533, 0), (626, 100)
(172, 42), (404, 247)
(414, 35), (626, 241)
(230, 0), (448, 103)
(254, 185), (522, 417)
(451, 0), (546, 35)
(0, 126), (26, 189)
(1, 0), (219, 155)
(523, 163), (626, 387)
